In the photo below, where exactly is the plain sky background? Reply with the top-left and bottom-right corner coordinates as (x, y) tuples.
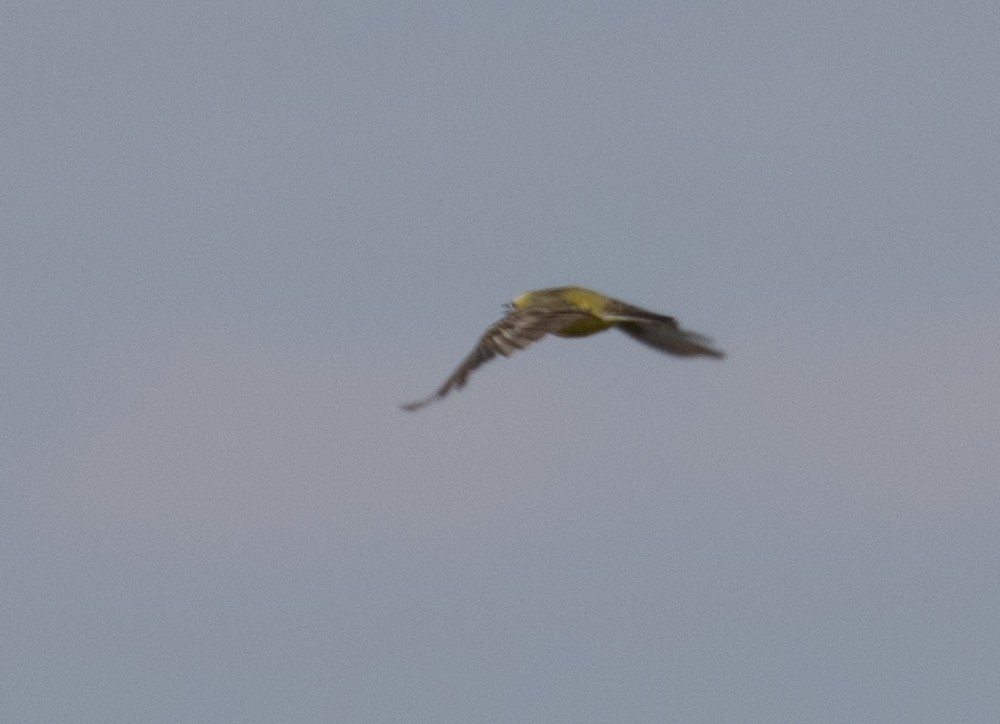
(4, 2), (999, 722)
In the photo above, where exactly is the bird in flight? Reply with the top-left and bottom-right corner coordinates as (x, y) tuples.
(401, 286), (724, 411)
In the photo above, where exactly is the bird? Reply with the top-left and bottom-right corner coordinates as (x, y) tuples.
(401, 286), (724, 411)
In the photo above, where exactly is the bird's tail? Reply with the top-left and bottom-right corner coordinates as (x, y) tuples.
(617, 321), (725, 359)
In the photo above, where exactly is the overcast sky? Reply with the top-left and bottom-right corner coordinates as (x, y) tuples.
(4, 2), (999, 722)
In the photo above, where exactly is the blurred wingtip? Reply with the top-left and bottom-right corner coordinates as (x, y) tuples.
(400, 395), (435, 412)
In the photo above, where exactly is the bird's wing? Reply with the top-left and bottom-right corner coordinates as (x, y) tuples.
(401, 306), (593, 411)
(601, 298), (725, 359)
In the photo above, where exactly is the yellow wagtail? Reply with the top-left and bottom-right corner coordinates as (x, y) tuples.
(402, 286), (723, 411)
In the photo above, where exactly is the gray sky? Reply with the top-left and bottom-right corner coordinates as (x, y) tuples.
(4, 2), (999, 722)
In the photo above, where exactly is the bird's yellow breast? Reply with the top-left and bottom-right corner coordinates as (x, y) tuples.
(553, 317), (613, 337)
(512, 286), (615, 337)
(553, 286), (610, 315)
(513, 286), (609, 313)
